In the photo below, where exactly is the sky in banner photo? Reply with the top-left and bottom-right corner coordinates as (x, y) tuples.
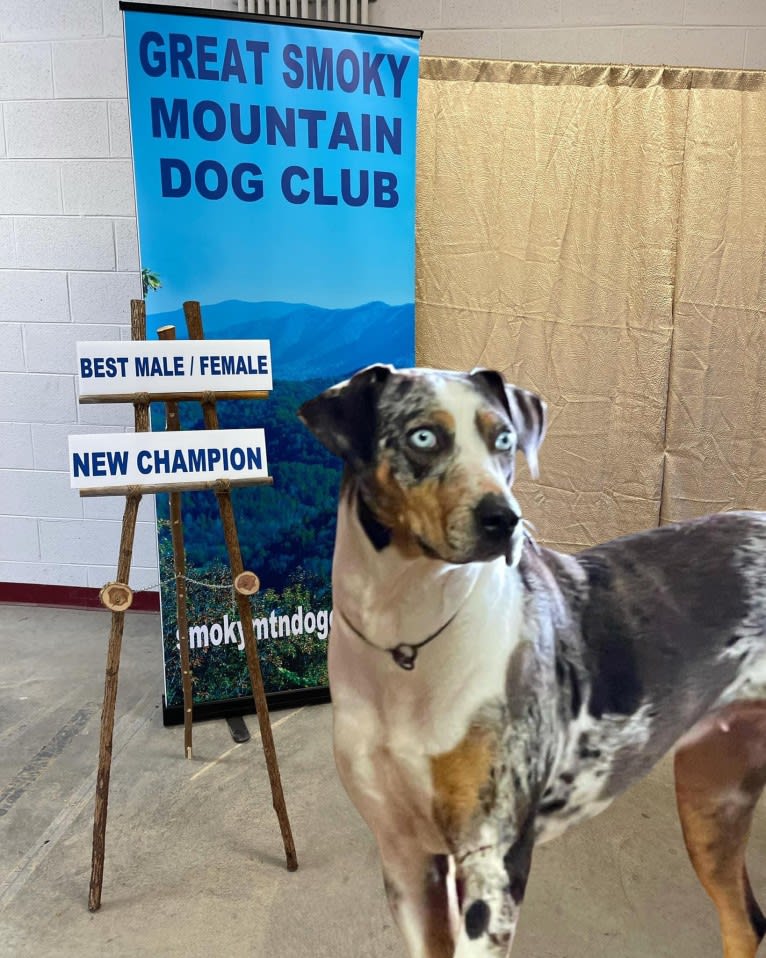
(123, 11), (419, 318)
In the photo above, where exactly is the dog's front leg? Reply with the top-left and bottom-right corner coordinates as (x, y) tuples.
(378, 837), (457, 958)
(452, 831), (534, 958)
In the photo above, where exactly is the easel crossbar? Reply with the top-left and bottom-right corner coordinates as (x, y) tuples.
(78, 477), (274, 498)
(79, 389), (270, 404)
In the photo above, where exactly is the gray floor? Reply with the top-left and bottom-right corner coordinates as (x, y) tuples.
(0, 604), (763, 958)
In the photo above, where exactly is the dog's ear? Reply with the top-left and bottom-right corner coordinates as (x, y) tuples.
(506, 385), (547, 479)
(470, 368), (547, 478)
(297, 364), (393, 468)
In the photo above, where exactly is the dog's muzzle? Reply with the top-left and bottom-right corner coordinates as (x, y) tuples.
(473, 493), (520, 562)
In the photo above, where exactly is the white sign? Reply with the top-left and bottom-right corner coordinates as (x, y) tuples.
(76, 340), (272, 400)
(68, 429), (269, 492)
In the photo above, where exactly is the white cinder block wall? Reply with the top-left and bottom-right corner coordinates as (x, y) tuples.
(0, 0), (764, 595)
(372, 1), (766, 66)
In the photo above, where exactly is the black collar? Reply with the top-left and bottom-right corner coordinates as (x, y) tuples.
(336, 608), (459, 670)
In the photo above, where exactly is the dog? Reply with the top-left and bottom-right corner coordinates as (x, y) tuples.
(298, 364), (766, 958)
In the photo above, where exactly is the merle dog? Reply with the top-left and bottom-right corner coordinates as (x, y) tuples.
(299, 364), (766, 958)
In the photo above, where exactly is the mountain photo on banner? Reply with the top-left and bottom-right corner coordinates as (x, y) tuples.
(146, 295), (413, 704)
(147, 296), (413, 592)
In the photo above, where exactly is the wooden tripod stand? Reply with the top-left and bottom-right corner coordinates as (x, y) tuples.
(86, 299), (297, 913)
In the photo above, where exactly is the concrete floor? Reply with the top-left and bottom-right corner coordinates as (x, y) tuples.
(0, 603), (764, 958)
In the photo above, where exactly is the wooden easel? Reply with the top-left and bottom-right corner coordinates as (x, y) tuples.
(85, 299), (297, 913)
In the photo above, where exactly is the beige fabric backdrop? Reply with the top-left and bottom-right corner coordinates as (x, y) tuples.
(415, 58), (766, 553)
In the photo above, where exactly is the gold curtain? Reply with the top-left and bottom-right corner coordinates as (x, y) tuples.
(416, 58), (766, 553)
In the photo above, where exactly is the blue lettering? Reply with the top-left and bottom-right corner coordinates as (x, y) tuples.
(374, 170), (398, 208)
(314, 168), (338, 206)
(247, 447), (262, 470)
(336, 49), (359, 93)
(171, 449), (187, 473)
(297, 109), (325, 148)
(187, 449), (205, 472)
(266, 106), (295, 147)
(328, 112), (357, 151)
(160, 158), (191, 198)
(168, 33), (194, 78)
(377, 115), (401, 155)
(231, 103), (260, 144)
(306, 46), (333, 90)
(221, 38), (246, 83)
(106, 450), (128, 476)
(139, 31), (165, 77)
(196, 35), (218, 80)
(91, 451), (107, 478)
(151, 97), (189, 139)
(137, 451), (152, 475)
(282, 166), (309, 204)
(108, 357), (121, 377)
(72, 452), (90, 477)
(193, 100), (226, 141)
(362, 53), (384, 95)
(81, 356), (123, 378)
(232, 162), (263, 202)
(140, 34), (269, 84)
(245, 40), (269, 84)
(388, 54), (410, 98)
(342, 169), (368, 207)
(282, 43), (303, 88)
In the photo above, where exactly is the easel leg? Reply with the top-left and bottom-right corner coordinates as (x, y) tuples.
(158, 324), (194, 759)
(183, 301), (297, 871)
(89, 493), (141, 911)
(216, 489), (298, 872)
(169, 491), (193, 759)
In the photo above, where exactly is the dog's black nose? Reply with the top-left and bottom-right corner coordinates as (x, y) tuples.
(475, 493), (519, 540)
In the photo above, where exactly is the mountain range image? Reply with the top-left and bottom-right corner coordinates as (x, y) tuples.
(147, 299), (415, 381)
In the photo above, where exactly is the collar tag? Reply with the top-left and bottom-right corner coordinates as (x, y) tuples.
(392, 644), (417, 670)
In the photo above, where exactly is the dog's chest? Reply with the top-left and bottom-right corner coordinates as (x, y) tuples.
(329, 567), (524, 850)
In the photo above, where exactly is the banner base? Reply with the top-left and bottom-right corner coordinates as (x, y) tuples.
(161, 686), (331, 726)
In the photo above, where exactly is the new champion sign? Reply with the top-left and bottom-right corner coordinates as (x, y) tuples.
(69, 429), (269, 493)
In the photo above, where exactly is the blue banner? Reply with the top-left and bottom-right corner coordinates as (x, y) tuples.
(122, 5), (419, 716)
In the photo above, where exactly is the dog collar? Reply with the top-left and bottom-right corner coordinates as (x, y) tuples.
(337, 608), (459, 670)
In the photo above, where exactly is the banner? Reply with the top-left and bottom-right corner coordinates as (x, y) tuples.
(121, 3), (420, 720)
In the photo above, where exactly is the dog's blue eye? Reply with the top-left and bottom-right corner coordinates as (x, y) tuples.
(409, 428), (438, 450)
(495, 430), (514, 451)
